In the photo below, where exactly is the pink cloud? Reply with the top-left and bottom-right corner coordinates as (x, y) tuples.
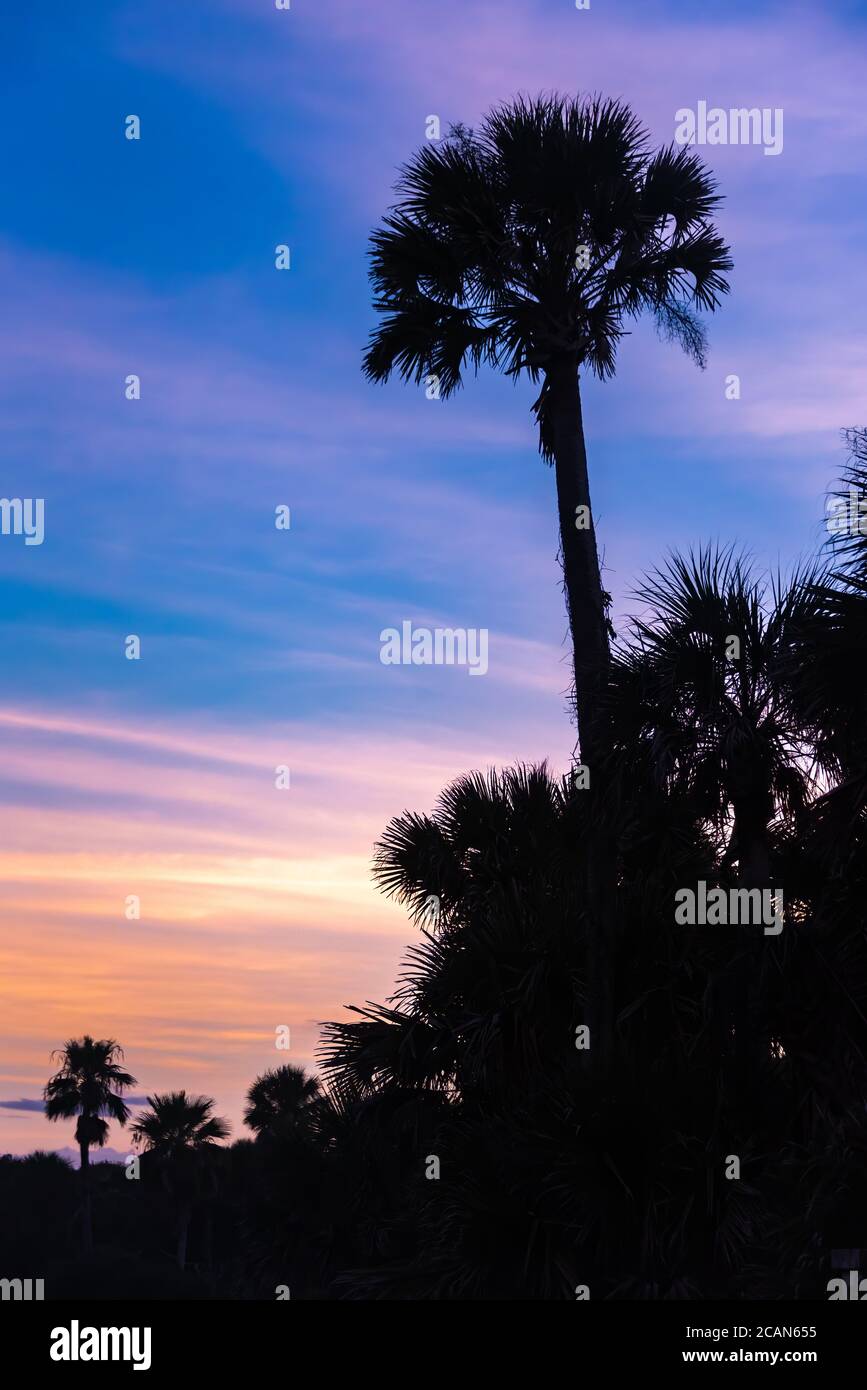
(122, 2), (867, 203)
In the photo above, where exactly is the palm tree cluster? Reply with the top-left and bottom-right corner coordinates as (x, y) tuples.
(30, 1042), (327, 1286)
(308, 432), (867, 1298)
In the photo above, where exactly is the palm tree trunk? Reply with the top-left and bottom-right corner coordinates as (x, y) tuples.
(202, 1204), (214, 1284)
(545, 357), (616, 1069)
(732, 800), (773, 1085)
(544, 358), (611, 766)
(176, 1202), (192, 1271)
(79, 1141), (93, 1255)
(736, 811), (771, 890)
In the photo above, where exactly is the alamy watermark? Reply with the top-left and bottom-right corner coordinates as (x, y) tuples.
(380, 621), (488, 676)
(828, 1270), (867, 1300)
(827, 487), (867, 537)
(675, 881), (784, 936)
(0, 497), (44, 545)
(1, 1276), (44, 1300)
(50, 1320), (151, 1371)
(675, 102), (783, 157)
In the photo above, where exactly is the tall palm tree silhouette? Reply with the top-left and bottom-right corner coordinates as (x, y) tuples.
(363, 93), (732, 770)
(363, 95), (731, 1069)
(244, 1065), (321, 1141)
(43, 1035), (136, 1254)
(132, 1091), (230, 1270)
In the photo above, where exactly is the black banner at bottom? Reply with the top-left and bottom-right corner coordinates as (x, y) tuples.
(1, 1299), (863, 1375)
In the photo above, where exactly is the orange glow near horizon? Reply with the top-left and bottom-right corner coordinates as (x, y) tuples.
(0, 703), (567, 1155)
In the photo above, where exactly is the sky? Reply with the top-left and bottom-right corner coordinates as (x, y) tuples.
(0, 0), (865, 1156)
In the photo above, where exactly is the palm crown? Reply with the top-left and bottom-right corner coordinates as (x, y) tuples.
(43, 1035), (136, 1151)
(363, 94), (731, 423)
(243, 1065), (321, 1137)
(608, 548), (825, 879)
(131, 1091), (230, 1159)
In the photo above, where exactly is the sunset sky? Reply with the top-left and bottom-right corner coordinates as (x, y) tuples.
(1, 0), (865, 1156)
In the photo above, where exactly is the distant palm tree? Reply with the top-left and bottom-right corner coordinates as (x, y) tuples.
(132, 1091), (230, 1270)
(43, 1035), (136, 1254)
(243, 1065), (321, 1140)
(363, 93), (731, 770)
